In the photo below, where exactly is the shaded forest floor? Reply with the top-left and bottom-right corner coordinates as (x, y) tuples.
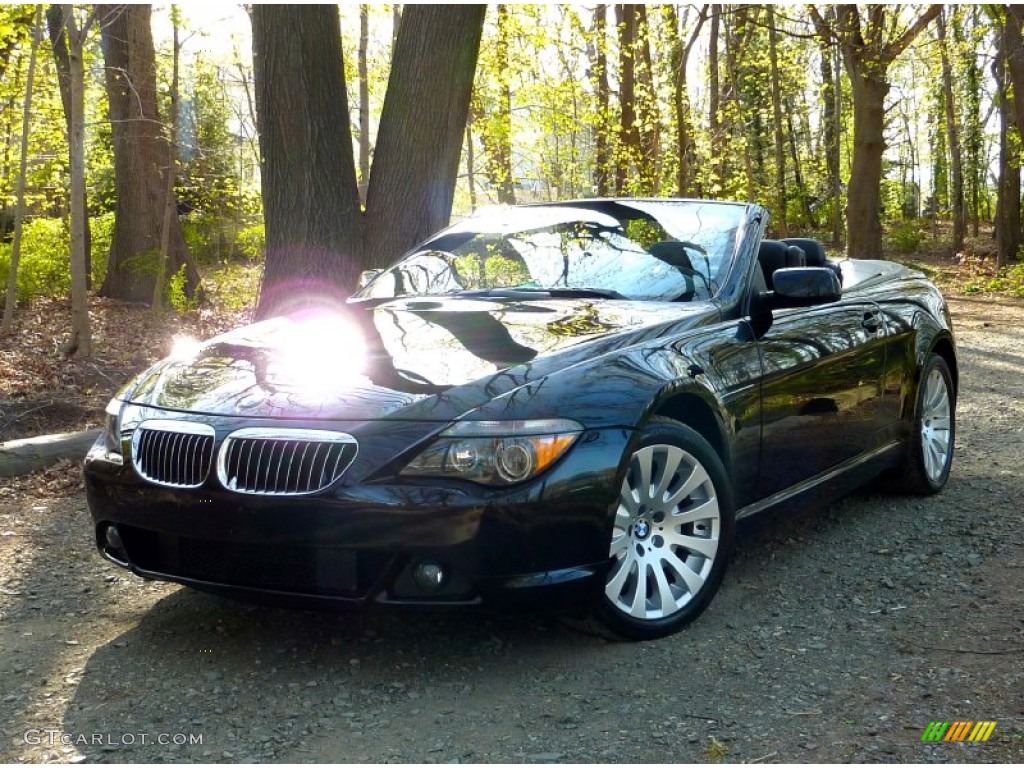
(0, 268), (258, 443)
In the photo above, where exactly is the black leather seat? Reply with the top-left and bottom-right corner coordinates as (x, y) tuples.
(781, 237), (843, 284)
(757, 240), (805, 290)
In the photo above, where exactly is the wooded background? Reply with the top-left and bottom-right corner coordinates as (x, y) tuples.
(0, 4), (1022, 356)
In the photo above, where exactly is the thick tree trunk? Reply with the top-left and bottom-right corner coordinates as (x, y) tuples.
(45, 4), (89, 288)
(938, 10), (965, 253)
(361, 4), (486, 268)
(251, 4), (362, 318)
(846, 73), (888, 257)
(816, 4), (940, 256)
(97, 4), (197, 305)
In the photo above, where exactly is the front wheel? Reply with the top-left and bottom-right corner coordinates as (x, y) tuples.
(595, 418), (735, 641)
(898, 353), (956, 494)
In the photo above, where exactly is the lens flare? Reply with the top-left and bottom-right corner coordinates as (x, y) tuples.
(271, 312), (367, 393)
(170, 335), (201, 361)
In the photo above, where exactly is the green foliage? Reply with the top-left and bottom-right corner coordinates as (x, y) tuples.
(966, 260), (1024, 297)
(0, 217), (69, 304)
(180, 207), (263, 264)
(167, 264), (198, 312)
(89, 212), (114, 287)
(200, 259), (261, 312)
(886, 220), (925, 254)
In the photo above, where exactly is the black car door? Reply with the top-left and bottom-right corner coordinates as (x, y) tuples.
(754, 300), (889, 500)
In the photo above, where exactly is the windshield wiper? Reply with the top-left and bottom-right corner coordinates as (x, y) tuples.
(450, 287), (626, 300)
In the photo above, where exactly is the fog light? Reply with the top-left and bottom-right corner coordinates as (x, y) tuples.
(105, 524), (124, 552)
(412, 561), (446, 592)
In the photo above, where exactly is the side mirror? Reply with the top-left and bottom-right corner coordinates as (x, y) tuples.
(358, 269), (382, 290)
(771, 267), (841, 307)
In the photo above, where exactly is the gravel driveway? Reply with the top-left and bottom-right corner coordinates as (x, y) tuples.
(2, 295), (1022, 764)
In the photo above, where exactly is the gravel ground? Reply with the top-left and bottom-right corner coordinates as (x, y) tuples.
(1, 295), (1022, 764)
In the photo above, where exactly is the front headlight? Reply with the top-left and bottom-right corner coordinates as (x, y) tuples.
(400, 419), (583, 486)
(103, 398), (124, 455)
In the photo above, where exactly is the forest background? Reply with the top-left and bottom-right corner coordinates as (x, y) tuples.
(0, 4), (1022, 395)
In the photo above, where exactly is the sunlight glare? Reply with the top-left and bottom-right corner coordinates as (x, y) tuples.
(273, 313), (367, 393)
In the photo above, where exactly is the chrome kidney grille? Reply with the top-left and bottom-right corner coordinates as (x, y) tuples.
(131, 420), (216, 489)
(216, 428), (358, 495)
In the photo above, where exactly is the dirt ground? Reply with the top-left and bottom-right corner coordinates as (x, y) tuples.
(1, 293), (1023, 764)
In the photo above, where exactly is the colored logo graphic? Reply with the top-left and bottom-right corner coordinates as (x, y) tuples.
(921, 721), (997, 742)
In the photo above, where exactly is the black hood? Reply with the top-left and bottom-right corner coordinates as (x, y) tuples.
(126, 296), (716, 421)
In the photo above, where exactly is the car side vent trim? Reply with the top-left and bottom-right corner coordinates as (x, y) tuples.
(131, 420), (216, 489)
(216, 428), (358, 496)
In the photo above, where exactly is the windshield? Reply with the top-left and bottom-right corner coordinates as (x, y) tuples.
(355, 200), (747, 302)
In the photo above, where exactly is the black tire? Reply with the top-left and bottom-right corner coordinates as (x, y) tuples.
(897, 354), (955, 494)
(594, 417), (735, 641)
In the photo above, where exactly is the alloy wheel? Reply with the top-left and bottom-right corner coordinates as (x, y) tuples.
(920, 367), (952, 483)
(606, 444), (721, 620)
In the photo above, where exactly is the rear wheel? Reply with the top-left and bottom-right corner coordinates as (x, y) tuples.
(596, 418), (734, 641)
(898, 354), (955, 494)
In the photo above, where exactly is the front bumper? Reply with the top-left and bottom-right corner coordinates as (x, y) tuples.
(84, 428), (632, 611)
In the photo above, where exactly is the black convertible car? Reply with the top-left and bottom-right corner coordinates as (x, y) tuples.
(85, 199), (956, 640)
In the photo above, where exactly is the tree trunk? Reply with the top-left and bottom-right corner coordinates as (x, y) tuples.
(668, 5), (706, 197)
(634, 5), (658, 194)
(767, 6), (786, 235)
(251, 4), (362, 318)
(818, 25), (842, 244)
(937, 10), (965, 253)
(153, 6), (180, 311)
(846, 72), (888, 257)
(708, 5), (722, 195)
(45, 4), (89, 288)
(615, 4), (637, 194)
(815, 4), (941, 257)
(592, 5), (611, 196)
(362, 4), (486, 267)
(786, 105), (816, 227)
(1005, 7), (1024, 136)
(97, 4), (198, 305)
(252, 4), (484, 316)
(994, 18), (1021, 268)
(1, 6), (40, 334)
(358, 4), (370, 195)
(63, 4), (91, 357)
(1006, 5), (1024, 255)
